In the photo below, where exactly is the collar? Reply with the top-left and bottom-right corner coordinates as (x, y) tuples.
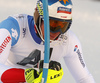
(28, 15), (42, 44)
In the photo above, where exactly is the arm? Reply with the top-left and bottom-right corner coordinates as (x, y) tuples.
(0, 18), (26, 83)
(63, 31), (95, 83)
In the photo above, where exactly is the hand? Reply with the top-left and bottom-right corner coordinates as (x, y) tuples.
(25, 68), (39, 83)
(39, 60), (62, 73)
(37, 60), (64, 83)
(25, 61), (64, 83)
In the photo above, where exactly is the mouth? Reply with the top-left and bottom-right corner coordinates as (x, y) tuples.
(50, 32), (60, 40)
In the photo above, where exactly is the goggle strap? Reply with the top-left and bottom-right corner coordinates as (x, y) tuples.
(35, 16), (45, 41)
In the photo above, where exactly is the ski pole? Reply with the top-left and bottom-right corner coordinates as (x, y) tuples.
(42, 0), (50, 83)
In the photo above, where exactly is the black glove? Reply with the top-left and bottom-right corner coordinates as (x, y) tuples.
(39, 60), (61, 73)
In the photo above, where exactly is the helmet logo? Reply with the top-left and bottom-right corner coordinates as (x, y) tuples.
(37, 2), (43, 18)
(59, 0), (69, 4)
(57, 7), (71, 14)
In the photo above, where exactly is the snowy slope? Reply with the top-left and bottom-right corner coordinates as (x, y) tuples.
(0, 0), (100, 83)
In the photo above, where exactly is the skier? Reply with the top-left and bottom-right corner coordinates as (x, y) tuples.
(0, 0), (95, 83)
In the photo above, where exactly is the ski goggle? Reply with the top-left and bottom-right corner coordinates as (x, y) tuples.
(49, 19), (70, 34)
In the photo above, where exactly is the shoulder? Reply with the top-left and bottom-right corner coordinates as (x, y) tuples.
(11, 14), (34, 30)
(0, 15), (21, 33)
(0, 15), (21, 46)
(67, 30), (81, 44)
(58, 30), (80, 44)
(11, 14), (33, 22)
(66, 30), (82, 53)
(11, 14), (29, 21)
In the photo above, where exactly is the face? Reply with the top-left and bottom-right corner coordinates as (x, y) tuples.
(41, 21), (60, 40)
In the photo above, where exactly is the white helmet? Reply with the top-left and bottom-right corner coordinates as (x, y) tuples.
(34, 0), (73, 41)
(37, 0), (72, 21)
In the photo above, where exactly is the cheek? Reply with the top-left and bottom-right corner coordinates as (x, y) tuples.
(50, 32), (60, 40)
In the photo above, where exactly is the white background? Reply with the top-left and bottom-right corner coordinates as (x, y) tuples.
(0, 0), (100, 83)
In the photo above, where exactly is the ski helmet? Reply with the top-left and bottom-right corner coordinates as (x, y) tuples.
(36, 0), (72, 21)
(34, 0), (73, 40)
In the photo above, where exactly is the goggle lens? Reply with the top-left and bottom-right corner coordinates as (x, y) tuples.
(50, 19), (69, 33)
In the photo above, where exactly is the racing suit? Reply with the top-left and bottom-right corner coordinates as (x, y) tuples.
(0, 14), (95, 83)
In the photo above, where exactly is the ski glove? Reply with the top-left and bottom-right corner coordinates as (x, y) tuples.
(25, 60), (64, 83)
(38, 60), (64, 83)
(25, 68), (39, 83)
